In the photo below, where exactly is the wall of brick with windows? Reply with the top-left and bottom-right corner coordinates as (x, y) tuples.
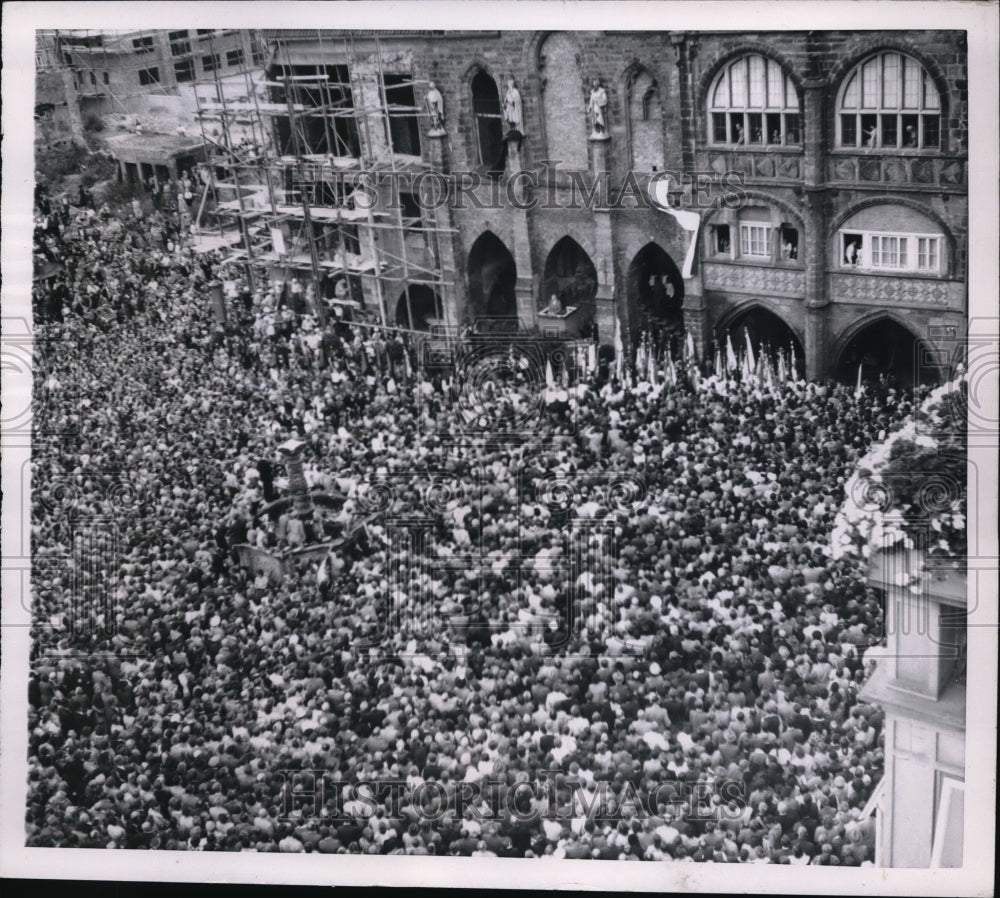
(267, 29), (968, 375)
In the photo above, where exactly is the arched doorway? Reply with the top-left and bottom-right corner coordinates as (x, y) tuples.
(719, 305), (804, 377)
(543, 236), (597, 334)
(835, 316), (940, 388)
(395, 285), (441, 332)
(467, 231), (517, 325)
(627, 242), (685, 355)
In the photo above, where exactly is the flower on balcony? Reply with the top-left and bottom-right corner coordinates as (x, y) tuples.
(831, 376), (968, 573)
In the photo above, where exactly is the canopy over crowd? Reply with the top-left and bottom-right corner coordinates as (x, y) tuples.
(27, 182), (927, 863)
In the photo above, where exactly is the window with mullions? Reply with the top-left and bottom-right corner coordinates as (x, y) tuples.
(709, 54), (800, 147)
(917, 236), (939, 272)
(227, 48), (245, 68)
(839, 229), (942, 274)
(202, 54), (219, 74)
(870, 234), (907, 269)
(168, 31), (191, 57)
(138, 67), (160, 86)
(132, 36), (154, 54)
(174, 59), (195, 84)
(838, 51), (941, 149)
(740, 222), (772, 258)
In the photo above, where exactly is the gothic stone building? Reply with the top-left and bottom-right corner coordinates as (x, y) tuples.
(263, 30), (968, 384)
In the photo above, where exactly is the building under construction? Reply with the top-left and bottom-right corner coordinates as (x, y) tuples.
(41, 28), (969, 384)
(192, 31), (463, 341)
(188, 28), (968, 387)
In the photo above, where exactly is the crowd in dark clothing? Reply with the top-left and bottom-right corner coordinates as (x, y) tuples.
(27, 185), (923, 863)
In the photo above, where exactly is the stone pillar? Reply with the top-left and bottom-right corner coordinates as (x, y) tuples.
(682, 273), (707, 360)
(589, 133), (610, 177)
(426, 132), (462, 331)
(278, 439), (313, 520)
(802, 78), (830, 381)
(803, 184), (829, 381)
(591, 135), (615, 346)
(352, 65), (391, 162)
(804, 305), (828, 381)
(506, 138), (537, 332)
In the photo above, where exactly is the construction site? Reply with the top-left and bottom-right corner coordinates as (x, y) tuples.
(37, 27), (970, 383)
(190, 30), (461, 342)
(40, 29), (459, 344)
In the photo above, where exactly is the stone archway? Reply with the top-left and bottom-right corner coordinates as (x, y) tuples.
(395, 284), (441, 331)
(835, 314), (941, 388)
(467, 231), (518, 325)
(718, 304), (804, 376)
(542, 235), (597, 333)
(626, 242), (685, 355)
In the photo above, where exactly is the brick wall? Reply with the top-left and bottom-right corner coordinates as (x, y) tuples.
(537, 33), (589, 170)
(627, 68), (665, 173)
(269, 29), (969, 377)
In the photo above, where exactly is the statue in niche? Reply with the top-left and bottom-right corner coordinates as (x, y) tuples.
(589, 78), (608, 137)
(425, 81), (445, 135)
(503, 78), (523, 133)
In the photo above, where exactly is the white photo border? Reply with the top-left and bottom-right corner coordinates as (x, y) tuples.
(2, 2), (997, 894)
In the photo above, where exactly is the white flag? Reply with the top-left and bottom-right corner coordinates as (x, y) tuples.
(726, 334), (738, 372)
(744, 330), (756, 373)
(614, 316), (624, 381)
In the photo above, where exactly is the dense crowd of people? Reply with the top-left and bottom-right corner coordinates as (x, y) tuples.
(27, 181), (927, 863)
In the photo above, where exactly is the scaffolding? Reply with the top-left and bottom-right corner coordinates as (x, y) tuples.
(191, 30), (459, 341)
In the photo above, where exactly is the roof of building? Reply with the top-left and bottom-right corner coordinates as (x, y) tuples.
(104, 129), (205, 158)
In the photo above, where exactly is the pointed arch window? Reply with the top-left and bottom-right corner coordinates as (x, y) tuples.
(627, 67), (664, 171)
(471, 70), (504, 167)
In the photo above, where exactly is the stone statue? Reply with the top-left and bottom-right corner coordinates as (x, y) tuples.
(589, 79), (608, 137)
(503, 78), (523, 133)
(425, 81), (445, 134)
